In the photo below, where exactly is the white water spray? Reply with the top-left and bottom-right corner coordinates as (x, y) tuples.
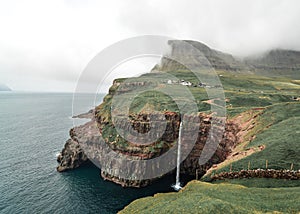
(172, 121), (183, 191)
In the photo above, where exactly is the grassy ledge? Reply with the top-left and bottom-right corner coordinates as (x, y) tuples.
(120, 181), (300, 214)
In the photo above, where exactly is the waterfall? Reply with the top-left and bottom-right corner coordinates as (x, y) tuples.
(172, 121), (183, 191)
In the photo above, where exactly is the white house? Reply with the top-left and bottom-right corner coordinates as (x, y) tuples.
(180, 80), (192, 86)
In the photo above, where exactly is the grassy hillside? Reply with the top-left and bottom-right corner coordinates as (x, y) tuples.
(106, 41), (300, 213)
(120, 181), (300, 214)
(203, 102), (300, 186)
(116, 70), (299, 212)
(98, 70), (299, 116)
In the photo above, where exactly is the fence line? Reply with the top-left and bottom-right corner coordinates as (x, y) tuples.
(207, 161), (299, 181)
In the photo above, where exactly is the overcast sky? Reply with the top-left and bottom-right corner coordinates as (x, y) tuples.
(0, 0), (300, 92)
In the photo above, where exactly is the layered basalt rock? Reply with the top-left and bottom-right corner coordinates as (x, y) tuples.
(57, 119), (102, 172)
(56, 111), (95, 172)
(98, 112), (181, 160)
(180, 118), (240, 177)
(57, 110), (242, 187)
(56, 138), (89, 172)
(101, 171), (153, 188)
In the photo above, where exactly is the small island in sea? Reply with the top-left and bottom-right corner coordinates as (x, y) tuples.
(56, 40), (300, 213)
(0, 84), (12, 91)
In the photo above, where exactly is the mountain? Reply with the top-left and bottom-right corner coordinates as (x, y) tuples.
(245, 49), (300, 78)
(153, 40), (300, 79)
(0, 84), (12, 91)
(153, 40), (248, 72)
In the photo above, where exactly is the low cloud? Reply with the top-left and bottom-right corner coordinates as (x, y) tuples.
(119, 0), (300, 57)
(1, 0), (300, 91)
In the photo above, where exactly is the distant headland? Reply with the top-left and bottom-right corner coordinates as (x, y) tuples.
(0, 84), (12, 91)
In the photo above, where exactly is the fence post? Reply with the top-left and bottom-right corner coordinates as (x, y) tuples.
(196, 169), (198, 180)
(291, 163), (294, 171)
(248, 161), (251, 170)
(266, 160), (268, 169)
(230, 163), (232, 172)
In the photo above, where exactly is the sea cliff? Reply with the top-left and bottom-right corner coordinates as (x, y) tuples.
(57, 75), (252, 187)
(57, 39), (300, 187)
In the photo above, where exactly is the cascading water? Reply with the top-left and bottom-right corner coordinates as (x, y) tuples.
(172, 121), (183, 191)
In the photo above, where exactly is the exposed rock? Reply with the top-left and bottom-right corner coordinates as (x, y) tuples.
(57, 110), (243, 187)
(56, 138), (89, 172)
(101, 171), (153, 188)
(72, 109), (94, 119)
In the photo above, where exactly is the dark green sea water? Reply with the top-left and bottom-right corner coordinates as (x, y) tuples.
(0, 92), (179, 213)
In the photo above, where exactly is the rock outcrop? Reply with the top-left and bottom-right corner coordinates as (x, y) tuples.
(56, 138), (89, 172)
(56, 112), (93, 172)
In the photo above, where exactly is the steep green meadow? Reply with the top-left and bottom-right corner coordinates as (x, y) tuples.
(120, 181), (300, 214)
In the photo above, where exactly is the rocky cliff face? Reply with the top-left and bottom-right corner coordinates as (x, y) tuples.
(97, 111), (239, 186)
(56, 138), (89, 172)
(153, 40), (248, 72)
(57, 105), (243, 187)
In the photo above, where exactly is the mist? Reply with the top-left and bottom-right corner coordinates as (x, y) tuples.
(1, 0), (299, 92)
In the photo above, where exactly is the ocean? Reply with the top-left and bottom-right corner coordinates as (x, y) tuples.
(0, 92), (178, 213)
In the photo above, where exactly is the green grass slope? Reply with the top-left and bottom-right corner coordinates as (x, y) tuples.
(203, 102), (300, 187)
(120, 181), (300, 214)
